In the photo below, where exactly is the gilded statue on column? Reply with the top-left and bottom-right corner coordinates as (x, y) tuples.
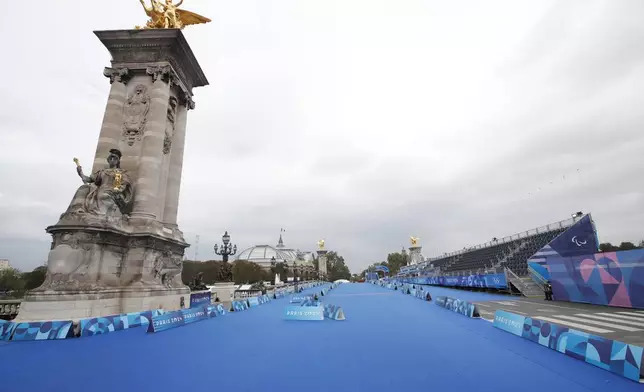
(137, 0), (211, 30)
(410, 236), (419, 246)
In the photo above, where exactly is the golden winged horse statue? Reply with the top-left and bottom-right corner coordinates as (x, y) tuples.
(136, 0), (211, 30)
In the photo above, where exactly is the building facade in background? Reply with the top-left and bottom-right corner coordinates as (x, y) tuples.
(0, 259), (10, 270)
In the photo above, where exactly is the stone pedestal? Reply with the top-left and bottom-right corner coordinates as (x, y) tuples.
(17, 29), (208, 322)
(317, 250), (328, 278)
(211, 282), (235, 309)
(408, 246), (423, 265)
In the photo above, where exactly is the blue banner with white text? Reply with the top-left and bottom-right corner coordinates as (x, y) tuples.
(284, 305), (324, 321)
(190, 291), (212, 308)
(404, 272), (507, 289)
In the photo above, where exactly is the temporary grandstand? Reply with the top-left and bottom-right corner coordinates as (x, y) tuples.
(398, 213), (593, 297)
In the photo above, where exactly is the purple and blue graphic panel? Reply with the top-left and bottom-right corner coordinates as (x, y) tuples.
(11, 321), (74, 341)
(0, 320), (17, 341)
(546, 248), (644, 309)
(79, 309), (166, 337)
(247, 296), (260, 307)
(493, 310), (644, 383)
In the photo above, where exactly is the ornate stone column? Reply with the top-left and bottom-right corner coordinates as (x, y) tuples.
(162, 93), (193, 226)
(91, 68), (131, 173)
(129, 66), (172, 222)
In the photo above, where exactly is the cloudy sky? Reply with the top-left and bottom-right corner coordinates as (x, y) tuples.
(1, 0), (643, 273)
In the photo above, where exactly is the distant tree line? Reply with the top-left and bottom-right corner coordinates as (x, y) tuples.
(0, 249), (354, 296)
(599, 240), (644, 252)
(0, 266), (47, 298)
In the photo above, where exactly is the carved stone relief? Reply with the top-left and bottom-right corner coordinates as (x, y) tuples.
(122, 84), (150, 146)
(163, 97), (178, 154)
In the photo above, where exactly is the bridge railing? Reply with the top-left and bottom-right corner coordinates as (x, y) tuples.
(0, 299), (21, 319)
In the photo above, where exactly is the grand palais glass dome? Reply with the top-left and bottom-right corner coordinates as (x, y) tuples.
(235, 234), (315, 269)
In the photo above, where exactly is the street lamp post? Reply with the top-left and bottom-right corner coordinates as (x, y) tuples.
(214, 231), (237, 263)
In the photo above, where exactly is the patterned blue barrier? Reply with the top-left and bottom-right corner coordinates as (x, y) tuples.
(0, 320), (17, 341)
(434, 296), (479, 318)
(248, 297), (260, 307)
(301, 299), (321, 307)
(493, 310), (644, 383)
(259, 294), (271, 304)
(231, 300), (249, 312)
(11, 321), (74, 341)
(323, 304), (345, 320)
(284, 305), (324, 321)
(207, 304), (227, 317)
(414, 289), (432, 301)
(79, 309), (166, 337)
(190, 291), (212, 308)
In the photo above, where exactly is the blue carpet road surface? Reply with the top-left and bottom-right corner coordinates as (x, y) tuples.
(0, 283), (639, 392)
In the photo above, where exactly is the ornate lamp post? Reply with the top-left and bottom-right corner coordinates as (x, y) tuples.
(214, 231), (237, 262)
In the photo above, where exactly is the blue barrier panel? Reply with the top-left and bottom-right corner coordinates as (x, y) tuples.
(148, 306), (209, 333)
(493, 310), (644, 383)
(248, 297), (260, 307)
(323, 304), (345, 320)
(434, 296), (479, 318)
(0, 320), (16, 341)
(284, 305), (324, 321)
(190, 291), (212, 308)
(206, 303), (227, 317)
(79, 309), (165, 337)
(232, 300), (248, 312)
(259, 294), (271, 304)
(493, 310), (526, 336)
(290, 294), (313, 303)
(182, 306), (208, 325)
(414, 289), (431, 301)
(11, 321), (74, 341)
(301, 299), (321, 307)
(149, 310), (185, 333)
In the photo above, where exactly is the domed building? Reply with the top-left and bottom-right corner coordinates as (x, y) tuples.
(235, 234), (316, 270)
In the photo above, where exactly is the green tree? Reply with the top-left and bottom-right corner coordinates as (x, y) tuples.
(386, 252), (408, 275)
(599, 242), (619, 252)
(232, 260), (265, 284)
(0, 268), (25, 293)
(618, 241), (637, 251)
(324, 251), (351, 281)
(23, 266), (47, 291)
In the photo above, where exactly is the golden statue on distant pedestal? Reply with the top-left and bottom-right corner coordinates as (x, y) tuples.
(136, 0), (211, 30)
(317, 239), (325, 250)
(410, 236), (419, 246)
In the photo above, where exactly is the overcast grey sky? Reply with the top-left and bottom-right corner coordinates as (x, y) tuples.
(1, 0), (643, 273)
